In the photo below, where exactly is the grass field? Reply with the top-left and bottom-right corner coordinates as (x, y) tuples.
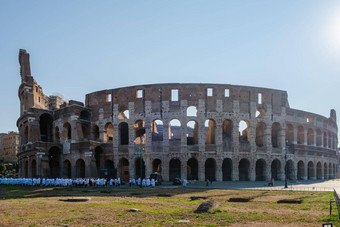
(0, 185), (339, 226)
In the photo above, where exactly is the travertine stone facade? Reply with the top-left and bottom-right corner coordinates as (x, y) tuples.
(0, 132), (19, 163)
(17, 49), (339, 181)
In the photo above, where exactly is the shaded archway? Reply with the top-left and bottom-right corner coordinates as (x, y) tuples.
(285, 124), (294, 144)
(239, 159), (250, 181)
(104, 122), (113, 143)
(55, 126), (60, 142)
(316, 162), (322, 179)
(205, 158), (216, 181)
(169, 119), (181, 141)
(222, 120), (233, 150)
(63, 122), (71, 141)
(63, 160), (71, 178)
(105, 159), (116, 178)
(205, 119), (216, 144)
(119, 122), (129, 145)
(151, 120), (163, 142)
(271, 159), (281, 180)
(94, 146), (104, 177)
(31, 159), (37, 178)
(187, 121), (198, 145)
(308, 161), (315, 179)
(49, 146), (61, 178)
(119, 158), (129, 181)
(75, 159), (85, 178)
(152, 159), (162, 173)
(307, 129), (314, 145)
(255, 159), (266, 181)
(297, 161), (305, 180)
(169, 158), (181, 181)
(92, 124), (100, 140)
(134, 120), (145, 144)
(256, 122), (266, 147)
(135, 158), (146, 179)
(187, 158), (198, 180)
(297, 126), (304, 144)
(39, 113), (53, 142)
(222, 158), (232, 181)
(271, 122), (281, 148)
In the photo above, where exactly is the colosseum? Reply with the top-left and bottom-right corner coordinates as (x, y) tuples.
(17, 49), (338, 182)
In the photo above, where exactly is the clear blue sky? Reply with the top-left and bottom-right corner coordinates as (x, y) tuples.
(1, 1), (340, 142)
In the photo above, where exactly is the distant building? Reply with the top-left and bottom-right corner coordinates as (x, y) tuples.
(0, 133), (7, 158)
(0, 132), (19, 163)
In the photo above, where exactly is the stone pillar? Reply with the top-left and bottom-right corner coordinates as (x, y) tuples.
(84, 152), (94, 178)
(27, 157), (32, 178)
(265, 161), (271, 181)
(163, 158), (169, 181)
(249, 159), (256, 181)
(293, 127), (297, 144)
(232, 158), (239, 181)
(181, 159), (187, 180)
(129, 157), (136, 179)
(303, 129), (308, 145)
(215, 159), (222, 181)
(198, 158), (205, 181)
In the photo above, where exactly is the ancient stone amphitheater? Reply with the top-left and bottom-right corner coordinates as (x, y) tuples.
(17, 49), (338, 182)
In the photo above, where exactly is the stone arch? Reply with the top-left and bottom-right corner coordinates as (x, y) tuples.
(31, 159), (37, 178)
(75, 159), (85, 178)
(187, 120), (198, 145)
(119, 158), (129, 181)
(169, 158), (181, 181)
(63, 160), (71, 178)
(118, 106), (129, 119)
(307, 128), (314, 145)
(222, 158), (232, 181)
(271, 122), (281, 148)
(151, 119), (163, 142)
(255, 159), (266, 181)
(307, 161), (315, 180)
(297, 160), (305, 180)
(23, 125), (29, 144)
(63, 122), (72, 141)
(285, 124), (294, 144)
(134, 120), (145, 144)
(205, 119), (216, 144)
(328, 132), (332, 148)
(222, 120), (233, 149)
(323, 132), (328, 148)
(271, 159), (281, 180)
(39, 113), (53, 142)
(187, 106), (198, 117)
(316, 162), (322, 179)
(239, 158), (250, 181)
(152, 159), (162, 173)
(135, 157), (145, 179)
(105, 159), (116, 178)
(79, 110), (91, 121)
(239, 120), (250, 144)
(119, 122), (129, 145)
(316, 129), (322, 146)
(256, 108), (266, 119)
(49, 146), (62, 178)
(104, 122), (113, 143)
(297, 126), (304, 144)
(92, 124), (100, 140)
(205, 158), (216, 181)
(55, 126), (60, 142)
(169, 119), (181, 141)
(256, 122), (266, 147)
(187, 158), (198, 180)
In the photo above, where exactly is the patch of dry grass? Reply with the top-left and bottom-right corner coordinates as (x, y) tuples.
(0, 185), (338, 226)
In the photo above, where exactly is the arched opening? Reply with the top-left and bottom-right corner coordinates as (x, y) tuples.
(105, 159), (116, 179)
(119, 122), (129, 145)
(316, 129), (322, 146)
(297, 161), (305, 180)
(63, 160), (71, 178)
(104, 122), (113, 143)
(285, 124), (294, 144)
(324, 163), (328, 179)
(271, 122), (281, 148)
(328, 132), (332, 148)
(151, 120), (163, 142)
(271, 159), (281, 180)
(169, 158), (181, 181)
(31, 159), (37, 178)
(307, 128), (314, 145)
(152, 159), (162, 173)
(54, 127), (60, 142)
(256, 122), (266, 147)
(286, 160), (294, 180)
(79, 110), (91, 121)
(297, 126), (304, 144)
(134, 120), (145, 144)
(63, 122), (71, 141)
(187, 121), (198, 145)
(323, 132), (328, 148)
(40, 113), (53, 142)
(308, 161), (314, 180)
(169, 119), (181, 141)
(256, 108), (266, 119)
(187, 158), (198, 180)
(222, 120), (233, 149)
(239, 159), (250, 181)
(205, 119), (216, 144)
(49, 146), (61, 178)
(119, 158), (129, 181)
(81, 123), (90, 140)
(94, 146), (104, 177)
(255, 159), (266, 181)
(118, 107), (129, 119)
(135, 158), (145, 179)
(205, 158), (216, 181)
(316, 162), (322, 179)
(75, 159), (85, 178)
(239, 120), (250, 152)
(187, 106), (198, 117)
(222, 158), (232, 181)
(92, 124), (100, 140)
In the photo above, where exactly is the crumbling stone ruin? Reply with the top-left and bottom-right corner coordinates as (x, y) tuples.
(17, 49), (338, 181)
